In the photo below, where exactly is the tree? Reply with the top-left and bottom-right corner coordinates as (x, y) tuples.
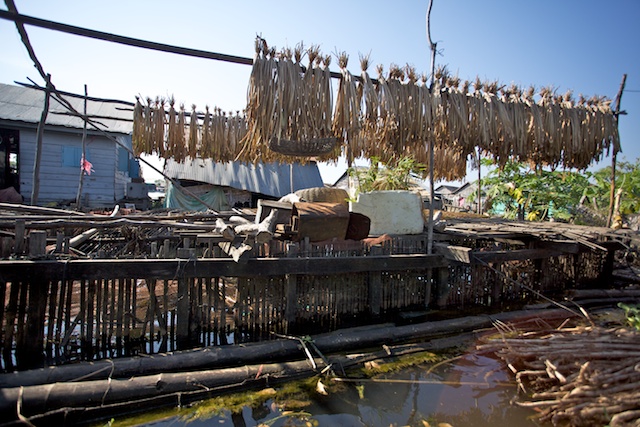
(584, 159), (640, 216)
(481, 159), (592, 222)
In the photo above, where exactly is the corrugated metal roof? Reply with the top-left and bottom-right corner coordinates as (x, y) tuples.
(0, 83), (133, 134)
(164, 158), (325, 198)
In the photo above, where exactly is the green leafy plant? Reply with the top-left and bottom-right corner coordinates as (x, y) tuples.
(348, 156), (426, 198)
(618, 302), (640, 331)
(478, 158), (640, 222)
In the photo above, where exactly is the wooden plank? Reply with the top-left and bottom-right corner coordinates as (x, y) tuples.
(434, 243), (472, 263)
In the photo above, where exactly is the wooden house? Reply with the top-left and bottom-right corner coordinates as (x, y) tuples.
(0, 83), (138, 208)
(435, 182), (478, 211)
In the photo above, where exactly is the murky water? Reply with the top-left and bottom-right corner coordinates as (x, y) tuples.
(114, 351), (541, 427)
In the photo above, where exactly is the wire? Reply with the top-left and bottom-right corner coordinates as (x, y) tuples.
(0, 8), (350, 81)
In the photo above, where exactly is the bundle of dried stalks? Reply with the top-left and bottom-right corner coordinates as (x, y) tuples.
(131, 96), (248, 163)
(237, 38), (336, 163)
(333, 51), (360, 162)
(131, 37), (619, 176)
(478, 324), (640, 426)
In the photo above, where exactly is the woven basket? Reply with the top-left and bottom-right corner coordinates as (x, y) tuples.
(269, 137), (337, 157)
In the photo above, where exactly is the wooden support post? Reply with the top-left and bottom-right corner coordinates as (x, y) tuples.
(28, 230), (47, 257)
(424, 269), (432, 309)
(14, 219), (25, 254)
(1, 237), (12, 258)
(573, 253), (580, 288)
(0, 283), (5, 353)
(477, 146), (482, 215)
(16, 279), (48, 369)
(75, 84), (88, 210)
(533, 258), (543, 293)
(2, 281), (19, 371)
(31, 74), (52, 206)
(368, 271), (382, 316)
(435, 266), (450, 308)
(189, 278), (201, 346)
(285, 274), (297, 325)
(162, 238), (171, 258)
(55, 232), (64, 253)
(176, 277), (189, 350)
(490, 265), (501, 307)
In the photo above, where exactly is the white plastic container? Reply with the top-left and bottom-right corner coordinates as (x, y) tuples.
(349, 190), (424, 236)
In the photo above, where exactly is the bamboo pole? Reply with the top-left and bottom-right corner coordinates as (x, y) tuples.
(477, 147), (482, 215)
(30, 73), (51, 205)
(75, 84), (88, 209)
(426, 0), (437, 255)
(606, 74), (627, 228)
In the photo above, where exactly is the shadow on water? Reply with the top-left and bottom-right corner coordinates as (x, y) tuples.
(107, 350), (543, 427)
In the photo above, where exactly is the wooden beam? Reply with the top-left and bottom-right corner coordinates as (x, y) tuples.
(434, 243), (472, 263)
(473, 248), (566, 264)
(533, 240), (580, 254)
(0, 255), (448, 281)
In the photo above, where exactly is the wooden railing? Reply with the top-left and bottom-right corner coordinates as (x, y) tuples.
(0, 254), (448, 371)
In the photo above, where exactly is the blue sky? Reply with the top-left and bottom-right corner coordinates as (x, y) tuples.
(1, 0), (638, 185)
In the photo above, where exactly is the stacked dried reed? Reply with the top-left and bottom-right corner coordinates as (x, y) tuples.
(478, 324), (640, 427)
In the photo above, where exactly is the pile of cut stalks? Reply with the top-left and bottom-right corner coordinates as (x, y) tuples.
(478, 321), (640, 427)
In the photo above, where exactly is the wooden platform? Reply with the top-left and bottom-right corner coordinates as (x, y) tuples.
(0, 203), (637, 371)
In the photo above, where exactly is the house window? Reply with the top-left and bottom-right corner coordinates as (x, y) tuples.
(62, 146), (89, 167)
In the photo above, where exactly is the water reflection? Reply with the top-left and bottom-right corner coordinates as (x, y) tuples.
(121, 352), (541, 427)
